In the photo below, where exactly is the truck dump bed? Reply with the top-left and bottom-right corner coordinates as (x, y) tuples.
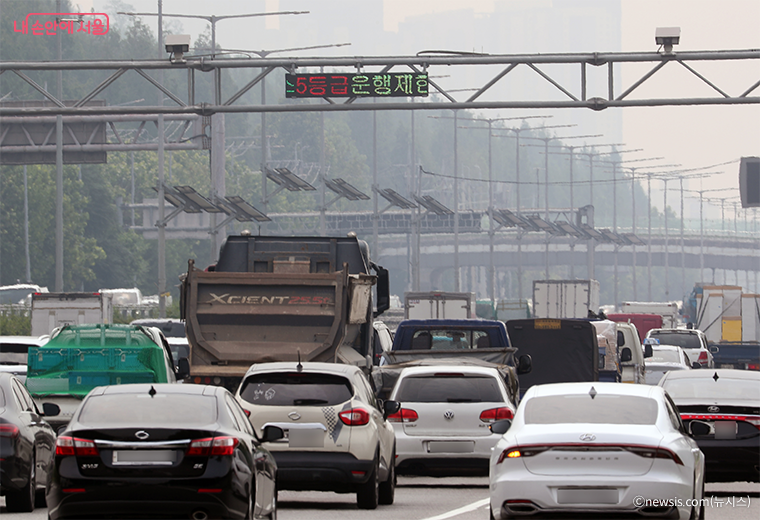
(181, 236), (387, 378)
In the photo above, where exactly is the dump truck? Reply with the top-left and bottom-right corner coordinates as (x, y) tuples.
(179, 234), (390, 390)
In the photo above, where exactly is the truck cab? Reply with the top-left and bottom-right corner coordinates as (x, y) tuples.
(616, 322), (648, 384)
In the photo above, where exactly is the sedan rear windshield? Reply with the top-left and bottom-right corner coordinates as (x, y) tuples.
(239, 373), (353, 406)
(524, 395), (659, 425)
(649, 332), (700, 349)
(395, 375), (503, 403)
(661, 378), (760, 400)
(78, 394), (217, 427)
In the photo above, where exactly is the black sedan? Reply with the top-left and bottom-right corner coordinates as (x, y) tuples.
(46, 383), (283, 520)
(660, 368), (760, 482)
(0, 372), (57, 512)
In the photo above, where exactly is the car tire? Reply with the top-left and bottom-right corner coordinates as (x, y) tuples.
(378, 447), (396, 505)
(6, 457), (35, 513)
(356, 458), (379, 510)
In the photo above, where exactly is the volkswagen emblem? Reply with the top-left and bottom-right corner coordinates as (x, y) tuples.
(135, 430), (150, 440)
(707, 405), (720, 413)
(288, 411), (301, 421)
(579, 433), (596, 442)
(443, 410), (455, 421)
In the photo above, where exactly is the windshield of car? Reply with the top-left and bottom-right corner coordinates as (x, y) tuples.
(661, 378), (760, 400)
(649, 331), (701, 349)
(650, 348), (682, 364)
(239, 372), (353, 406)
(78, 394), (217, 427)
(523, 395), (659, 425)
(395, 375), (503, 403)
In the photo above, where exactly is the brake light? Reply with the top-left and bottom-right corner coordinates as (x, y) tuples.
(624, 446), (684, 465)
(682, 414), (760, 429)
(479, 407), (514, 423)
(387, 408), (418, 423)
(339, 408), (370, 426)
(187, 436), (238, 456)
(698, 351), (708, 364)
(56, 436), (98, 457)
(0, 424), (19, 438)
(210, 436), (238, 456)
(748, 363), (760, 371)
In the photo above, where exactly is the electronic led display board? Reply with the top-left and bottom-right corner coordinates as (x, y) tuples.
(286, 73), (428, 98)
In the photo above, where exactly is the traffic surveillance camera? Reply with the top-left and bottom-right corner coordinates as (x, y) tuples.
(655, 27), (680, 55)
(165, 34), (191, 63)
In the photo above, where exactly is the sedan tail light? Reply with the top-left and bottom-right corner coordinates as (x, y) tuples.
(479, 407), (514, 423)
(339, 408), (370, 426)
(624, 445), (684, 465)
(56, 436), (98, 457)
(0, 424), (19, 438)
(187, 436), (239, 456)
(496, 443), (683, 465)
(387, 408), (418, 423)
(496, 445), (548, 463)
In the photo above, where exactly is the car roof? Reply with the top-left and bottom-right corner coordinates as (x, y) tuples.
(525, 381), (662, 400)
(661, 368), (760, 381)
(90, 383), (221, 397)
(649, 328), (703, 335)
(244, 361), (359, 376)
(0, 335), (49, 345)
(397, 365), (500, 377)
(652, 344), (682, 351)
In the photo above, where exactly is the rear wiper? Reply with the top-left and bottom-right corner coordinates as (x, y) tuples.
(293, 398), (329, 405)
(447, 398), (478, 403)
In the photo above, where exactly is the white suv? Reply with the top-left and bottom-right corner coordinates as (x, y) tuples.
(235, 362), (399, 509)
(646, 328), (714, 368)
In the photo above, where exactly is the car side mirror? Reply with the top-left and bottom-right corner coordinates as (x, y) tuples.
(689, 421), (710, 436)
(517, 354), (532, 375)
(261, 425), (285, 443)
(383, 400), (401, 419)
(620, 347), (632, 363)
(42, 402), (60, 417)
(644, 344), (653, 358)
(177, 357), (190, 380)
(489, 419), (512, 435)
(691, 361), (701, 369)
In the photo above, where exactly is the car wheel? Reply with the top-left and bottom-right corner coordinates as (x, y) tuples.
(378, 447), (396, 505)
(356, 458), (379, 510)
(6, 456), (35, 512)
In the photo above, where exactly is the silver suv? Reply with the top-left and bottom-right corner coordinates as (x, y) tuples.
(645, 328), (714, 368)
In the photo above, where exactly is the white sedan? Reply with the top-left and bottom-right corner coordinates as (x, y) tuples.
(644, 344), (694, 385)
(388, 365), (516, 475)
(489, 382), (705, 519)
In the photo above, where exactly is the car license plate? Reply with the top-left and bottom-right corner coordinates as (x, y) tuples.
(714, 421), (737, 440)
(288, 428), (324, 448)
(112, 450), (176, 466)
(427, 441), (474, 454)
(557, 488), (618, 504)
(720, 364), (735, 369)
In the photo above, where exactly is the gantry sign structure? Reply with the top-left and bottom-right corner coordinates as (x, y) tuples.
(1, 49), (759, 116)
(2, 48), (759, 313)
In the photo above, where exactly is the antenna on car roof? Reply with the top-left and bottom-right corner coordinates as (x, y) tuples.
(589, 386), (597, 400)
(149, 385), (157, 398)
(296, 349), (303, 373)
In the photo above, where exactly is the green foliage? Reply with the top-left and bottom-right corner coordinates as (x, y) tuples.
(0, 309), (31, 335)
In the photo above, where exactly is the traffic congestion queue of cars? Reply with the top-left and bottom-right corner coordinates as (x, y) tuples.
(3, 318), (759, 519)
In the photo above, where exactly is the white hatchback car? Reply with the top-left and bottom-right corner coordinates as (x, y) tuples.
(388, 365), (516, 475)
(489, 382), (705, 520)
(235, 362), (399, 510)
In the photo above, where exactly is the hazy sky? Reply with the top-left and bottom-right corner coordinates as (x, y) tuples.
(73, 0), (759, 215)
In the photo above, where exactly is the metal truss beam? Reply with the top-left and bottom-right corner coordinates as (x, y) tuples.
(0, 49), (758, 116)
